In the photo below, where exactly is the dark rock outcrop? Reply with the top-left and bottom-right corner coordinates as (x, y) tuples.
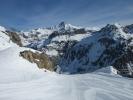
(113, 46), (133, 77)
(6, 31), (22, 46)
(123, 24), (133, 34)
(74, 28), (86, 34)
(20, 50), (55, 71)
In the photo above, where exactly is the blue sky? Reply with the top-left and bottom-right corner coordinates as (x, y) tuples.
(0, 0), (133, 30)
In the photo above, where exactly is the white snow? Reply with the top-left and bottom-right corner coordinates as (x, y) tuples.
(0, 46), (45, 83)
(46, 49), (58, 56)
(0, 46), (133, 100)
(0, 24), (133, 100)
(0, 26), (6, 31)
(0, 30), (15, 50)
(85, 27), (100, 31)
(21, 28), (54, 46)
(0, 71), (133, 100)
(51, 33), (90, 42)
(94, 66), (118, 75)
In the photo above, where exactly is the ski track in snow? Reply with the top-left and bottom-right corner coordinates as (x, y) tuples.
(0, 47), (133, 100)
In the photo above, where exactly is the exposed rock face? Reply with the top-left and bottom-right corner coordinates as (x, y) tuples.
(6, 31), (22, 46)
(57, 21), (79, 33)
(113, 46), (133, 77)
(20, 50), (55, 71)
(123, 24), (133, 34)
(74, 28), (86, 34)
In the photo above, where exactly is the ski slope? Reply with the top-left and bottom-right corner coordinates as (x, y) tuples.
(0, 47), (133, 100)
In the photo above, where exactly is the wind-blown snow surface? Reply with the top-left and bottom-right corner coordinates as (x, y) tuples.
(0, 72), (133, 100)
(0, 47), (133, 100)
(0, 46), (45, 83)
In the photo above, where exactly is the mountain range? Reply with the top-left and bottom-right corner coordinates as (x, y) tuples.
(0, 21), (133, 77)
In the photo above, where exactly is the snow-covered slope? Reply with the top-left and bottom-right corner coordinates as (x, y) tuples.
(60, 24), (133, 77)
(0, 70), (133, 100)
(0, 26), (44, 83)
(0, 24), (133, 100)
(0, 26), (16, 50)
(0, 46), (45, 83)
(0, 43), (132, 100)
(0, 31), (12, 50)
(0, 46), (132, 100)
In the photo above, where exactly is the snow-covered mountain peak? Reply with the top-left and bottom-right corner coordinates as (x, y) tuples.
(57, 21), (81, 32)
(99, 23), (128, 40)
(0, 25), (6, 32)
(58, 21), (66, 28)
(114, 23), (121, 28)
(100, 23), (122, 33)
(22, 21), (81, 36)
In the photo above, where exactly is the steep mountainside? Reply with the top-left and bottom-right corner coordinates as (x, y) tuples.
(60, 24), (133, 77)
(123, 24), (133, 34)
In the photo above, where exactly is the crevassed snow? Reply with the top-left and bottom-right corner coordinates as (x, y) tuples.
(0, 47), (133, 100)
